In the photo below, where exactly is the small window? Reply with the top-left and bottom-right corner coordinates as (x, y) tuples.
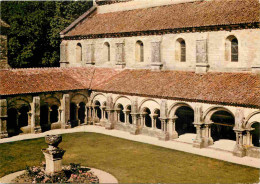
(231, 38), (238, 62)
(76, 43), (82, 63)
(225, 36), (239, 62)
(180, 40), (186, 62)
(104, 42), (110, 62)
(175, 38), (186, 62)
(136, 40), (144, 62)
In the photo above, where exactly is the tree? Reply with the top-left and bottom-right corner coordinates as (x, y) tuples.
(0, 1), (92, 68)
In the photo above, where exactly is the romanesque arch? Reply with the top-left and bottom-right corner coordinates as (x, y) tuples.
(7, 98), (31, 136)
(70, 93), (88, 126)
(168, 102), (195, 137)
(204, 106), (235, 142)
(40, 96), (61, 132)
(245, 111), (260, 147)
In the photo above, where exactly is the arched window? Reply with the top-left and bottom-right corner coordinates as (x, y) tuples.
(226, 36), (238, 62)
(231, 38), (238, 62)
(176, 38), (186, 62)
(104, 42), (110, 62)
(76, 43), (82, 63)
(135, 40), (144, 62)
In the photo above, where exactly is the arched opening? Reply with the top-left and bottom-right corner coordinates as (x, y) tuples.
(210, 110), (235, 141)
(103, 102), (108, 120)
(176, 38), (186, 62)
(104, 42), (110, 62)
(78, 102), (86, 124)
(76, 43), (82, 63)
(40, 105), (50, 132)
(231, 38), (238, 62)
(154, 109), (161, 129)
(144, 108), (152, 128)
(117, 104), (125, 123)
(251, 122), (259, 147)
(175, 106), (195, 136)
(18, 106), (29, 128)
(95, 101), (102, 119)
(70, 103), (77, 127)
(127, 105), (132, 124)
(50, 105), (58, 123)
(136, 40), (144, 62)
(7, 108), (19, 137)
(225, 36), (238, 62)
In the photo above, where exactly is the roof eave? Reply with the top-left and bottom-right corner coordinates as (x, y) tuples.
(60, 6), (97, 38)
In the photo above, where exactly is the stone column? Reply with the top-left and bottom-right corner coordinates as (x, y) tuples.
(61, 94), (70, 129)
(84, 105), (88, 125)
(158, 118), (170, 141)
(105, 95), (115, 129)
(233, 109), (246, 157)
(168, 116), (179, 140)
(48, 107), (51, 125)
(76, 104), (80, 126)
(0, 99), (8, 138)
(152, 114), (157, 129)
(31, 96), (41, 133)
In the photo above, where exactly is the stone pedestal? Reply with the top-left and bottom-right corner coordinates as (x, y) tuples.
(42, 135), (65, 175)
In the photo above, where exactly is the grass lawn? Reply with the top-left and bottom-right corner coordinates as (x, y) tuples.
(0, 132), (259, 183)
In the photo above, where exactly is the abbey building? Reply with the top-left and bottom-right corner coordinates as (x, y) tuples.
(0, 0), (260, 159)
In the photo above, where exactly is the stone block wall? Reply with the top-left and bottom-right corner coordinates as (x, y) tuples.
(62, 28), (260, 72)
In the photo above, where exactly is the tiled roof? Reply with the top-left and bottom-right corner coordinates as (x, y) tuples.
(0, 67), (259, 108)
(92, 69), (260, 108)
(66, 0), (260, 37)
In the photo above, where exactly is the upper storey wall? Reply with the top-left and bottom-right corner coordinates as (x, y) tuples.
(97, 0), (204, 14)
(61, 29), (260, 73)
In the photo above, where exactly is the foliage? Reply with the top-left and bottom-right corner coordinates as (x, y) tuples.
(16, 163), (99, 183)
(0, 1), (92, 68)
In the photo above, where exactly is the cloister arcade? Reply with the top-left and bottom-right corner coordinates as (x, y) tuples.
(0, 92), (259, 158)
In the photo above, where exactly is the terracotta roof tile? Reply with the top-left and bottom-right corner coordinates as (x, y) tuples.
(92, 69), (260, 108)
(0, 67), (259, 108)
(66, 0), (260, 36)
(0, 67), (94, 95)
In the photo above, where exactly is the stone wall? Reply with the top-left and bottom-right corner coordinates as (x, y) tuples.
(62, 29), (260, 72)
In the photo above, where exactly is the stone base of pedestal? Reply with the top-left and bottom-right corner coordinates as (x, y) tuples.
(42, 150), (65, 174)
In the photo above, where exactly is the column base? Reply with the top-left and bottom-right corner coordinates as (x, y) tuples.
(233, 145), (246, 157)
(130, 125), (142, 135)
(34, 126), (42, 134)
(0, 131), (8, 139)
(169, 131), (179, 140)
(105, 122), (114, 130)
(193, 137), (214, 148)
(158, 132), (170, 141)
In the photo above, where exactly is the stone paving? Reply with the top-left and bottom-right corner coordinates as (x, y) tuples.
(0, 125), (259, 169)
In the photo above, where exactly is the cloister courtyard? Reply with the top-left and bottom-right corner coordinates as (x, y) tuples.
(0, 129), (259, 183)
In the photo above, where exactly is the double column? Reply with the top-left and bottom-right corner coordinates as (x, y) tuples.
(0, 99), (8, 138)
